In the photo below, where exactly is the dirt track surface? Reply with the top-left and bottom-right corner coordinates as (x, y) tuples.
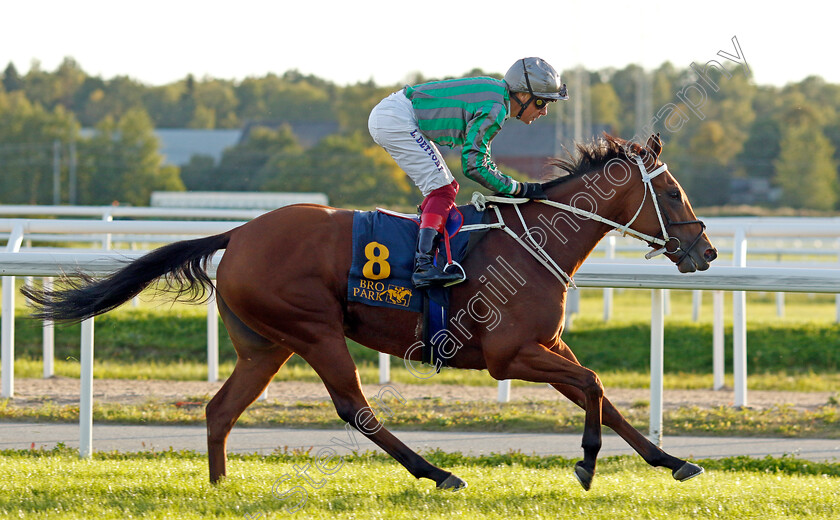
(8, 377), (836, 411)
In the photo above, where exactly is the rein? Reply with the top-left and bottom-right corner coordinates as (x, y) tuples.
(462, 157), (706, 288)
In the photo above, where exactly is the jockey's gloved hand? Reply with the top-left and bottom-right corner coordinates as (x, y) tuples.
(517, 182), (547, 200)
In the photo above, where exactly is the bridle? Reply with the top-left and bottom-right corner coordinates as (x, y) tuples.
(621, 156), (707, 265)
(649, 194), (707, 264)
(464, 154), (707, 287)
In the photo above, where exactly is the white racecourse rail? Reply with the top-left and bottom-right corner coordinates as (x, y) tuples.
(2, 216), (840, 454)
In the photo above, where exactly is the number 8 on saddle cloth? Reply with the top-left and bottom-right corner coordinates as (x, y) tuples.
(347, 204), (486, 369)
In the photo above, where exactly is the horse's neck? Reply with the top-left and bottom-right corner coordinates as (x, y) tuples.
(526, 173), (633, 276)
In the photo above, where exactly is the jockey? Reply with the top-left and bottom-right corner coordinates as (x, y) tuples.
(368, 57), (569, 289)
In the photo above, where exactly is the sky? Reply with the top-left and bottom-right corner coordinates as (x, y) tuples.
(0, 0), (833, 89)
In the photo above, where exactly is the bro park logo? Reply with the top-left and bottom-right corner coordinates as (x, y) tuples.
(350, 241), (413, 308)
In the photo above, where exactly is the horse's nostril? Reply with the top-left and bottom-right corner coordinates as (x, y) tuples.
(705, 248), (718, 262)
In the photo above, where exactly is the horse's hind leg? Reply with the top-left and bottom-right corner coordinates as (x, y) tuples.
(300, 334), (465, 490)
(549, 340), (704, 482)
(206, 295), (294, 483)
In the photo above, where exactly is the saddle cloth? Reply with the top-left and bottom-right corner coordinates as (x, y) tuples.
(347, 204), (484, 313)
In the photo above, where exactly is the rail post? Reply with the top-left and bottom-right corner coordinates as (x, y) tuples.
(649, 289), (665, 445)
(379, 353), (390, 384)
(603, 236), (615, 322)
(1, 222), (24, 398)
(79, 317), (94, 458)
(733, 229), (748, 408)
(207, 292), (219, 383)
(713, 290), (725, 390)
(42, 277), (55, 378)
(692, 290), (702, 322)
(497, 380), (511, 403)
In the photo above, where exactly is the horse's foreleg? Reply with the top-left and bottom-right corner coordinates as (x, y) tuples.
(549, 341), (703, 482)
(486, 342), (603, 490)
(552, 383), (701, 480)
(302, 340), (465, 490)
(206, 348), (292, 483)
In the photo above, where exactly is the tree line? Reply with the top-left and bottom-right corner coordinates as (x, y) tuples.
(1, 57), (838, 210)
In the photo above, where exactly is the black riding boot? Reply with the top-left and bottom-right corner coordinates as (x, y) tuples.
(411, 227), (464, 289)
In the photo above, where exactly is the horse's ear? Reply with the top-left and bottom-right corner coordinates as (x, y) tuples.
(644, 133), (662, 158)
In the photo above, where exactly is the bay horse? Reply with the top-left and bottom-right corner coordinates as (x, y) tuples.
(22, 133), (717, 492)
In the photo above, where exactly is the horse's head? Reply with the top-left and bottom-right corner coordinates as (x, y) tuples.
(618, 134), (717, 273)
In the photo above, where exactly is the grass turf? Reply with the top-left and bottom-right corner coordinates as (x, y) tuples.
(2, 447), (839, 519)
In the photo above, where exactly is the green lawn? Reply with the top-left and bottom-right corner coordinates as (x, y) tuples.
(8, 288), (840, 382)
(2, 448), (838, 519)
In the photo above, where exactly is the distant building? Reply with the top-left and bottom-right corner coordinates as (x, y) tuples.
(238, 120), (341, 148)
(488, 121), (565, 179)
(148, 121), (342, 167)
(80, 128), (243, 167)
(729, 178), (782, 205)
(478, 122), (611, 179)
(155, 129), (242, 166)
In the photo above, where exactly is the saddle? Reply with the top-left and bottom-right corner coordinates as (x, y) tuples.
(348, 204), (486, 370)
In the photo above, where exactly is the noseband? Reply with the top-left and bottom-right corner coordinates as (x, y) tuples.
(649, 202), (707, 265)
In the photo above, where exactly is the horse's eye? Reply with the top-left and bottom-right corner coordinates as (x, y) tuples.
(668, 190), (681, 200)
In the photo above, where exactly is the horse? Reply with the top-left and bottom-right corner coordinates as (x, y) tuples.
(22, 133), (717, 492)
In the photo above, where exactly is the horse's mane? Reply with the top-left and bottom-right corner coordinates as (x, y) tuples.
(543, 133), (642, 188)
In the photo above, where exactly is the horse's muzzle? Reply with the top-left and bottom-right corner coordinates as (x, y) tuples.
(704, 247), (718, 263)
(677, 240), (717, 273)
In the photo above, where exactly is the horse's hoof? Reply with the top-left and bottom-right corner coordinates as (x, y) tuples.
(437, 473), (467, 491)
(673, 461), (704, 482)
(573, 462), (594, 491)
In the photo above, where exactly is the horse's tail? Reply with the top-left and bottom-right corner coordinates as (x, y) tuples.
(21, 232), (231, 323)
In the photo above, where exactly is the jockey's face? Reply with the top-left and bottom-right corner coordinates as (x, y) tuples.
(512, 92), (552, 125)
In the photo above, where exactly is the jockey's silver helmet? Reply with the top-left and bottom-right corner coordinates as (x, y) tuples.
(504, 57), (569, 100)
